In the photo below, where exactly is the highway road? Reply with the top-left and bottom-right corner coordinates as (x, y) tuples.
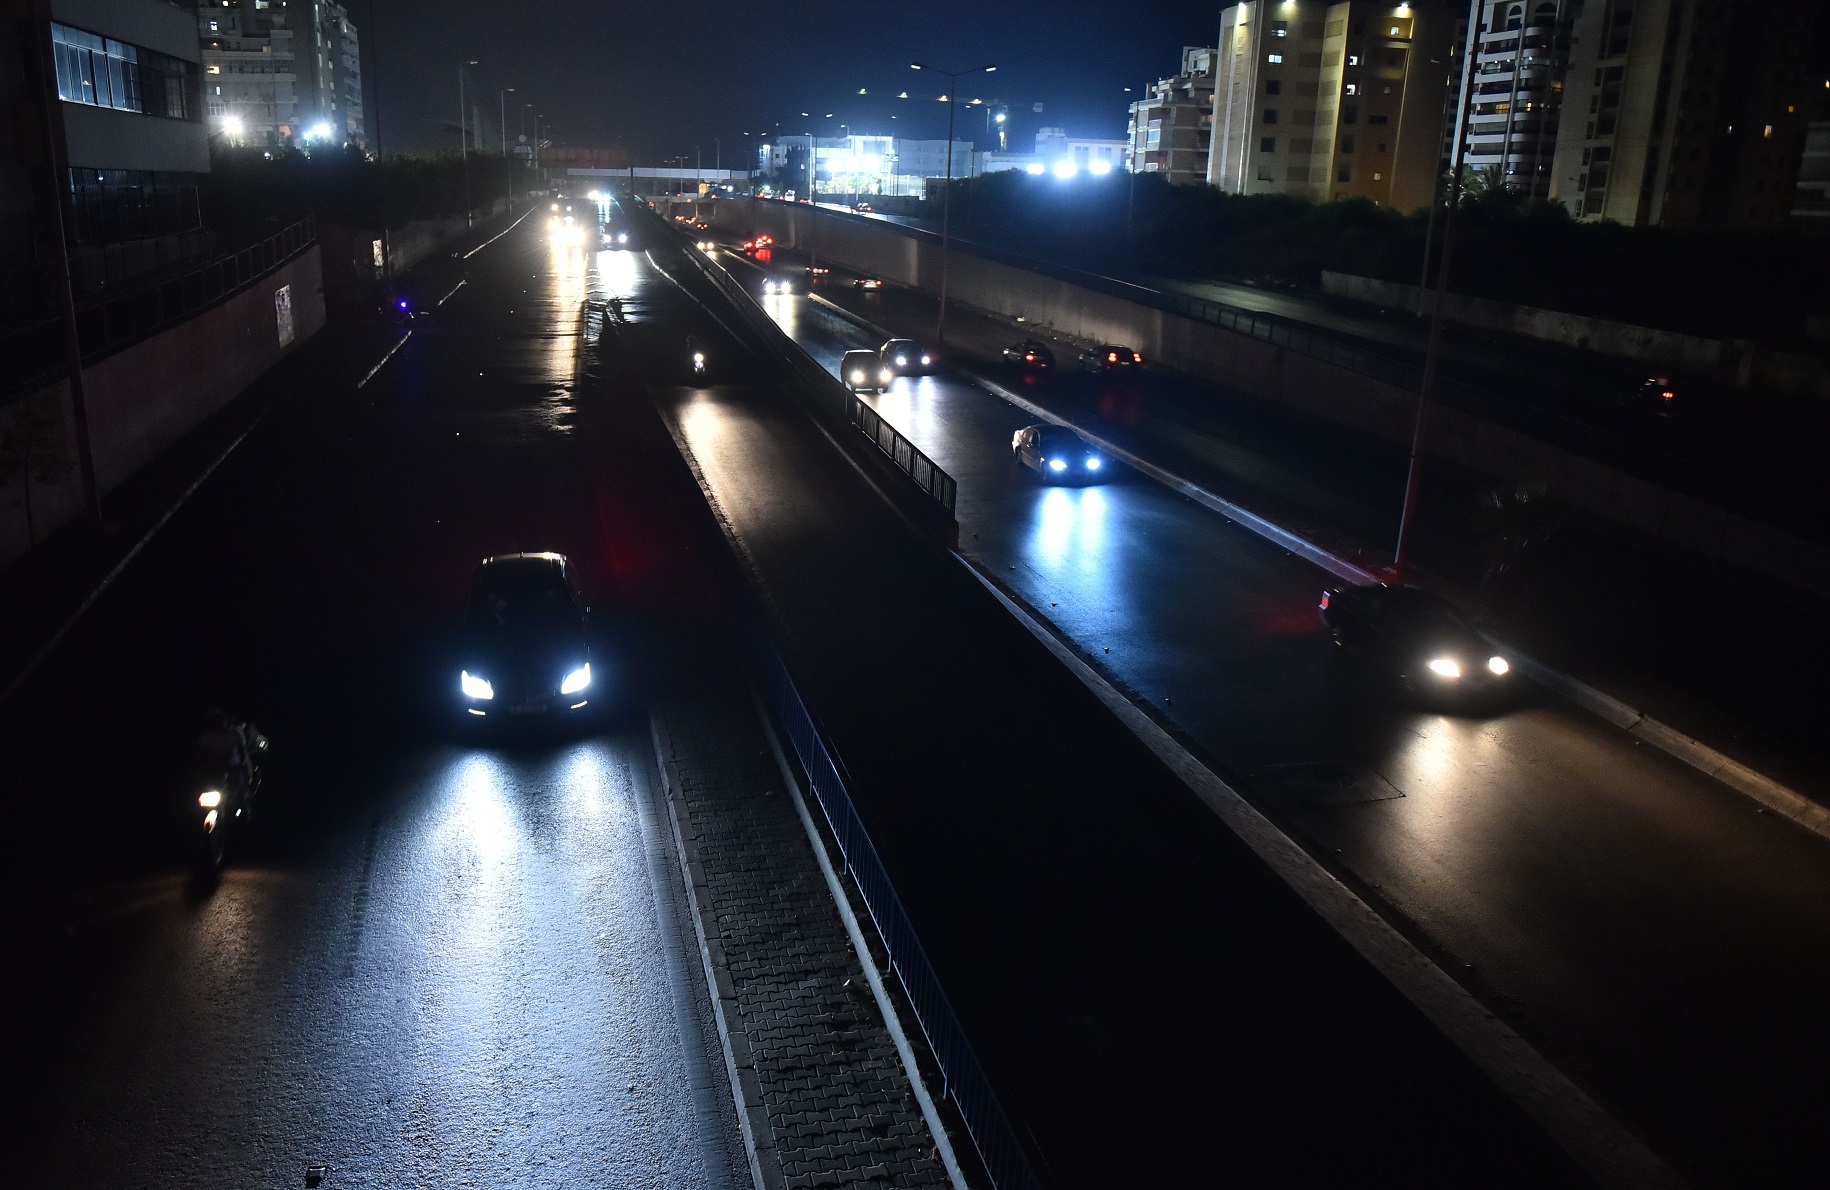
(720, 246), (1830, 1188)
(0, 219), (747, 1187)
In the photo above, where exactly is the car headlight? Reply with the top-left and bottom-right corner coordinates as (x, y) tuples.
(1426, 658), (1461, 679)
(879, 369), (892, 383)
(198, 790), (222, 809)
(896, 356), (907, 366)
(560, 663), (592, 695)
(618, 232), (628, 243)
(1488, 655), (1510, 675)
(461, 670), (494, 700)
(851, 370), (865, 383)
(1085, 458), (1101, 470)
(921, 355), (931, 365)
(1048, 458), (1068, 471)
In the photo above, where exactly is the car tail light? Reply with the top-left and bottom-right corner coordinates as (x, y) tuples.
(1107, 352), (1117, 362)
(1025, 353), (1035, 362)
(1134, 353), (1144, 365)
(1661, 390), (1674, 401)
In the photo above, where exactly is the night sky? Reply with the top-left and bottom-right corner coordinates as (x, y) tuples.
(356, 0), (1226, 161)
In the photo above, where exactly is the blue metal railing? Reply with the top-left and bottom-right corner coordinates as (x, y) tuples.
(748, 610), (1045, 1190)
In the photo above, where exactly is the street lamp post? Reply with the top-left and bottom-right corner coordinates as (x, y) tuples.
(912, 62), (995, 348)
(458, 60), (477, 226)
(499, 87), (514, 204)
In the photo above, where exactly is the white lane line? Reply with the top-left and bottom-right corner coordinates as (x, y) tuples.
(461, 206), (537, 259)
(0, 413), (266, 711)
(959, 558), (1682, 1190)
(753, 689), (972, 1190)
(436, 278), (466, 307)
(808, 290), (1826, 845)
(357, 329), (412, 389)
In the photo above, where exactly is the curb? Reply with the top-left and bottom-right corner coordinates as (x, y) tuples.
(804, 289), (1829, 846)
(649, 710), (786, 1190)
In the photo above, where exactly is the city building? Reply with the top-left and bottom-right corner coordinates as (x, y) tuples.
(760, 134), (974, 197)
(196, 0), (364, 149)
(1447, 0), (1569, 199)
(1546, 0), (1818, 227)
(1206, 0), (1457, 210)
(1033, 128), (1129, 174)
(1126, 45), (1218, 183)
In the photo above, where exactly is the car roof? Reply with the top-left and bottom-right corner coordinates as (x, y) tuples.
(842, 348), (878, 359)
(475, 552), (568, 581)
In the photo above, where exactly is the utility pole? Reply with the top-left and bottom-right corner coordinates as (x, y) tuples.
(28, 0), (100, 526)
(912, 62), (995, 348)
(366, 0), (394, 309)
(499, 87), (514, 204)
(459, 60), (476, 226)
(1392, 11), (1480, 581)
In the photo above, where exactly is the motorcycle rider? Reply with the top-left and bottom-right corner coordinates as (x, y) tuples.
(197, 707), (267, 801)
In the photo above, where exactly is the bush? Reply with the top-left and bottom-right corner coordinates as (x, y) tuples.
(202, 147), (533, 239)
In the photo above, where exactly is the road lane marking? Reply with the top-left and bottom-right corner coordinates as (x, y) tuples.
(357, 329), (412, 389)
(960, 557), (1683, 1190)
(460, 205), (537, 259)
(436, 278), (466, 307)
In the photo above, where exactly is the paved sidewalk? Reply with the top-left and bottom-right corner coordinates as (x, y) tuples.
(652, 687), (953, 1190)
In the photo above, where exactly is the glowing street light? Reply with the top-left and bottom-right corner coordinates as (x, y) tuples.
(911, 61), (995, 348)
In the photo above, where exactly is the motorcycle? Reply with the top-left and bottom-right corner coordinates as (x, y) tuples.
(194, 731), (268, 871)
(691, 350), (707, 379)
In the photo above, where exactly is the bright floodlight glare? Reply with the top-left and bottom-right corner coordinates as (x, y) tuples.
(1426, 658), (1461, 679)
(1025, 163), (1046, 175)
(461, 670), (494, 700)
(311, 122), (333, 140)
(560, 663), (592, 695)
(1089, 160), (1113, 175)
(222, 115), (244, 136)
(1488, 655), (1510, 675)
(1053, 160), (1079, 178)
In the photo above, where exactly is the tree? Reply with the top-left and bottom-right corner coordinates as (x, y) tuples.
(0, 393), (74, 547)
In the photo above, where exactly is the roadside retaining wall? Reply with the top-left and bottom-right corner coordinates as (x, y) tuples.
(0, 246), (325, 570)
(1321, 271), (1830, 401)
(714, 200), (1830, 597)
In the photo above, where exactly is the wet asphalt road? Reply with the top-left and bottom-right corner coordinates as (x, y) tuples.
(730, 259), (1830, 1186)
(1, 218), (746, 1187)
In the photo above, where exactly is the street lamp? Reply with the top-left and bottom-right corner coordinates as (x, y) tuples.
(458, 59), (478, 226)
(911, 61), (995, 347)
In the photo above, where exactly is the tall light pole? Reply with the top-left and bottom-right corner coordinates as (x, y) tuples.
(1392, 12), (1479, 581)
(912, 62), (995, 348)
(458, 60), (477, 226)
(498, 87), (514, 204)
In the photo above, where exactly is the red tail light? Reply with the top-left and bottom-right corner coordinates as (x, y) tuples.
(1134, 353), (1144, 365)
(1107, 352), (1118, 362)
(1319, 591), (1332, 610)
(1661, 390), (1674, 401)
(1025, 353), (1035, 362)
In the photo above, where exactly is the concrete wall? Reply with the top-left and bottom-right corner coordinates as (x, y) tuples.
(0, 246), (325, 569)
(1321, 271), (1830, 400)
(713, 200), (1830, 597)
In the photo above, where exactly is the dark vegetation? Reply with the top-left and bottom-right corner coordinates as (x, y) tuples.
(203, 146), (532, 240)
(939, 170), (1829, 342)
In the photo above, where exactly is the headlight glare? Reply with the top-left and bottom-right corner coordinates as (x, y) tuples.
(1048, 458), (1068, 471)
(560, 663), (592, 695)
(1488, 655), (1510, 675)
(461, 670), (494, 700)
(1426, 658), (1461, 679)
(1086, 458), (1101, 470)
(198, 790), (222, 809)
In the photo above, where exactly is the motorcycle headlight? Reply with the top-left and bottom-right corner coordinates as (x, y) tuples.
(461, 670), (494, 700)
(1426, 658), (1461, 679)
(198, 789), (223, 809)
(561, 663), (592, 695)
(1048, 458), (1068, 471)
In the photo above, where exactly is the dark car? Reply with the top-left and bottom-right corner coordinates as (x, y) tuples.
(1012, 424), (1107, 481)
(1320, 584), (1513, 702)
(1003, 340), (1056, 370)
(1639, 374), (1677, 417)
(1079, 345), (1143, 375)
(853, 275), (885, 291)
(852, 201), (874, 213)
(841, 349), (891, 393)
(880, 338), (932, 376)
(806, 265), (832, 285)
(458, 553), (596, 719)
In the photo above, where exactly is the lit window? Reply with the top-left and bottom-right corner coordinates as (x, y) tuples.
(1389, 25), (1401, 34)
(1348, 54), (1361, 66)
(1763, 124), (1773, 138)
(1267, 53), (1283, 63)
(1345, 83), (1359, 95)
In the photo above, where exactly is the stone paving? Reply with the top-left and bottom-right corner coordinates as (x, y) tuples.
(653, 689), (952, 1190)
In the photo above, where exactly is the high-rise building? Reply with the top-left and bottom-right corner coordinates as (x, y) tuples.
(1546, 0), (1817, 227)
(1127, 46), (1218, 183)
(197, 0), (363, 149)
(1448, 1), (1570, 199)
(1207, 1), (1457, 210)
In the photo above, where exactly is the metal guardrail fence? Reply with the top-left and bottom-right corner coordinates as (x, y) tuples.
(2, 218), (317, 404)
(748, 609), (1045, 1190)
(655, 207), (960, 521)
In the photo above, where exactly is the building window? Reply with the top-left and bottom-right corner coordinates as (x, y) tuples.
(1340, 136), (1355, 153)
(1273, 20), (1288, 36)
(1268, 53), (1284, 64)
(1345, 83), (1359, 96)
(1261, 137), (1277, 152)
(1257, 165), (1274, 181)
(1348, 53), (1362, 66)
(1368, 114), (1389, 125)
(1264, 109), (1278, 124)
(52, 23), (196, 120)
(1338, 167), (1352, 182)
(1266, 79), (1281, 95)
(1342, 104), (1358, 125)
(1373, 171), (1382, 180)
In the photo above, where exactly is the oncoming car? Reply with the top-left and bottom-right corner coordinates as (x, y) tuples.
(841, 349), (891, 393)
(1320, 584), (1514, 704)
(762, 274), (797, 295)
(458, 553), (595, 719)
(1012, 424), (1107, 481)
(880, 338), (932, 376)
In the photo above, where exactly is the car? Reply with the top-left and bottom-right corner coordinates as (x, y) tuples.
(1319, 584), (1513, 703)
(1079, 345), (1143, 375)
(458, 553), (596, 719)
(1003, 340), (1056, 370)
(1011, 424), (1107, 481)
(853, 275), (885, 291)
(841, 349), (891, 393)
(1639, 374), (1677, 417)
(806, 265), (832, 284)
(762, 274), (797, 295)
(853, 202), (874, 213)
(695, 239), (716, 251)
(601, 226), (630, 246)
(693, 220), (710, 231)
(880, 338), (932, 376)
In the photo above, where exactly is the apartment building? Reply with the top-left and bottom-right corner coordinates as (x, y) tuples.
(197, 0), (363, 148)
(1126, 46), (1218, 183)
(1207, 1), (1456, 210)
(1449, 1), (1569, 198)
(1547, 0), (1817, 227)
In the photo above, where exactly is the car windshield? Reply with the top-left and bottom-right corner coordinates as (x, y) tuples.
(1037, 428), (1088, 453)
(886, 340), (917, 352)
(1386, 591), (1472, 637)
(469, 566), (578, 631)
